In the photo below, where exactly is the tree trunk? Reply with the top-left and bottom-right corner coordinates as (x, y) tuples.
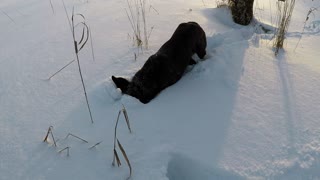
(229, 0), (254, 25)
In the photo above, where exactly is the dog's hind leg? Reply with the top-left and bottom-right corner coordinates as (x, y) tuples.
(189, 58), (197, 65)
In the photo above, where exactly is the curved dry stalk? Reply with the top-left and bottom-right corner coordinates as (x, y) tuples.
(71, 9), (94, 124)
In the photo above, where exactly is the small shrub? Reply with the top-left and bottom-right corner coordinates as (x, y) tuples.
(274, 0), (296, 55)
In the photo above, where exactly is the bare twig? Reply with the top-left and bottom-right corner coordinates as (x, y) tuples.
(51, 130), (57, 147)
(65, 133), (88, 143)
(89, 141), (102, 149)
(201, 0), (206, 7)
(0, 8), (15, 24)
(149, 5), (159, 15)
(58, 147), (70, 156)
(89, 26), (96, 61)
(140, 0), (148, 48)
(61, 0), (72, 33)
(147, 26), (154, 43)
(48, 0), (55, 14)
(47, 59), (75, 80)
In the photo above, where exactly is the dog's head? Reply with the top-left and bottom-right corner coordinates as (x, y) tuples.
(111, 76), (151, 104)
(112, 76), (129, 93)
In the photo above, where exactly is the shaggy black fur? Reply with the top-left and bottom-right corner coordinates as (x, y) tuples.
(112, 22), (207, 103)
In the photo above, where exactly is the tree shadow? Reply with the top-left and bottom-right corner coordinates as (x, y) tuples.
(276, 52), (298, 153)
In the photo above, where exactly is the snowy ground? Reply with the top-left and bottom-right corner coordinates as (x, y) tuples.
(1, 0), (320, 179)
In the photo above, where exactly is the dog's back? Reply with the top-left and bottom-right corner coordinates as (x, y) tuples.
(159, 22), (207, 59)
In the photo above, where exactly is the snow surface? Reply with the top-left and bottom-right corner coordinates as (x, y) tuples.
(1, 0), (320, 179)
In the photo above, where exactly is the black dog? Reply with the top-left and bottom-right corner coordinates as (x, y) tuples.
(112, 22), (207, 103)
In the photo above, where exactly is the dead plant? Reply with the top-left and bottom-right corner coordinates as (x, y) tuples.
(65, 133), (88, 143)
(274, 0), (296, 55)
(125, 0), (152, 49)
(61, 1), (94, 123)
(43, 126), (57, 147)
(294, 6), (319, 51)
(112, 105), (133, 179)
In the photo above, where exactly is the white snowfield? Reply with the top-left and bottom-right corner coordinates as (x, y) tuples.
(1, 0), (320, 179)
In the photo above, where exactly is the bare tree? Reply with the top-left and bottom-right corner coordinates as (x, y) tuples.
(229, 0), (255, 25)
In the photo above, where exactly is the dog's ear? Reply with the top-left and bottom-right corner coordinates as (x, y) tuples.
(112, 76), (129, 93)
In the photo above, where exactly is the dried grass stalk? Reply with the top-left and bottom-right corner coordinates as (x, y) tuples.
(122, 105), (132, 133)
(117, 139), (132, 179)
(88, 26), (96, 61)
(294, 7), (319, 51)
(125, 0), (150, 49)
(60, 2), (95, 124)
(113, 110), (122, 160)
(43, 126), (52, 142)
(71, 9), (94, 123)
(113, 149), (122, 167)
(50, 130), (57, 147)
(43, 126), (57, 147)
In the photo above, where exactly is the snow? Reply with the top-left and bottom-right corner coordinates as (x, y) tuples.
(1, 0), (320, 179)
